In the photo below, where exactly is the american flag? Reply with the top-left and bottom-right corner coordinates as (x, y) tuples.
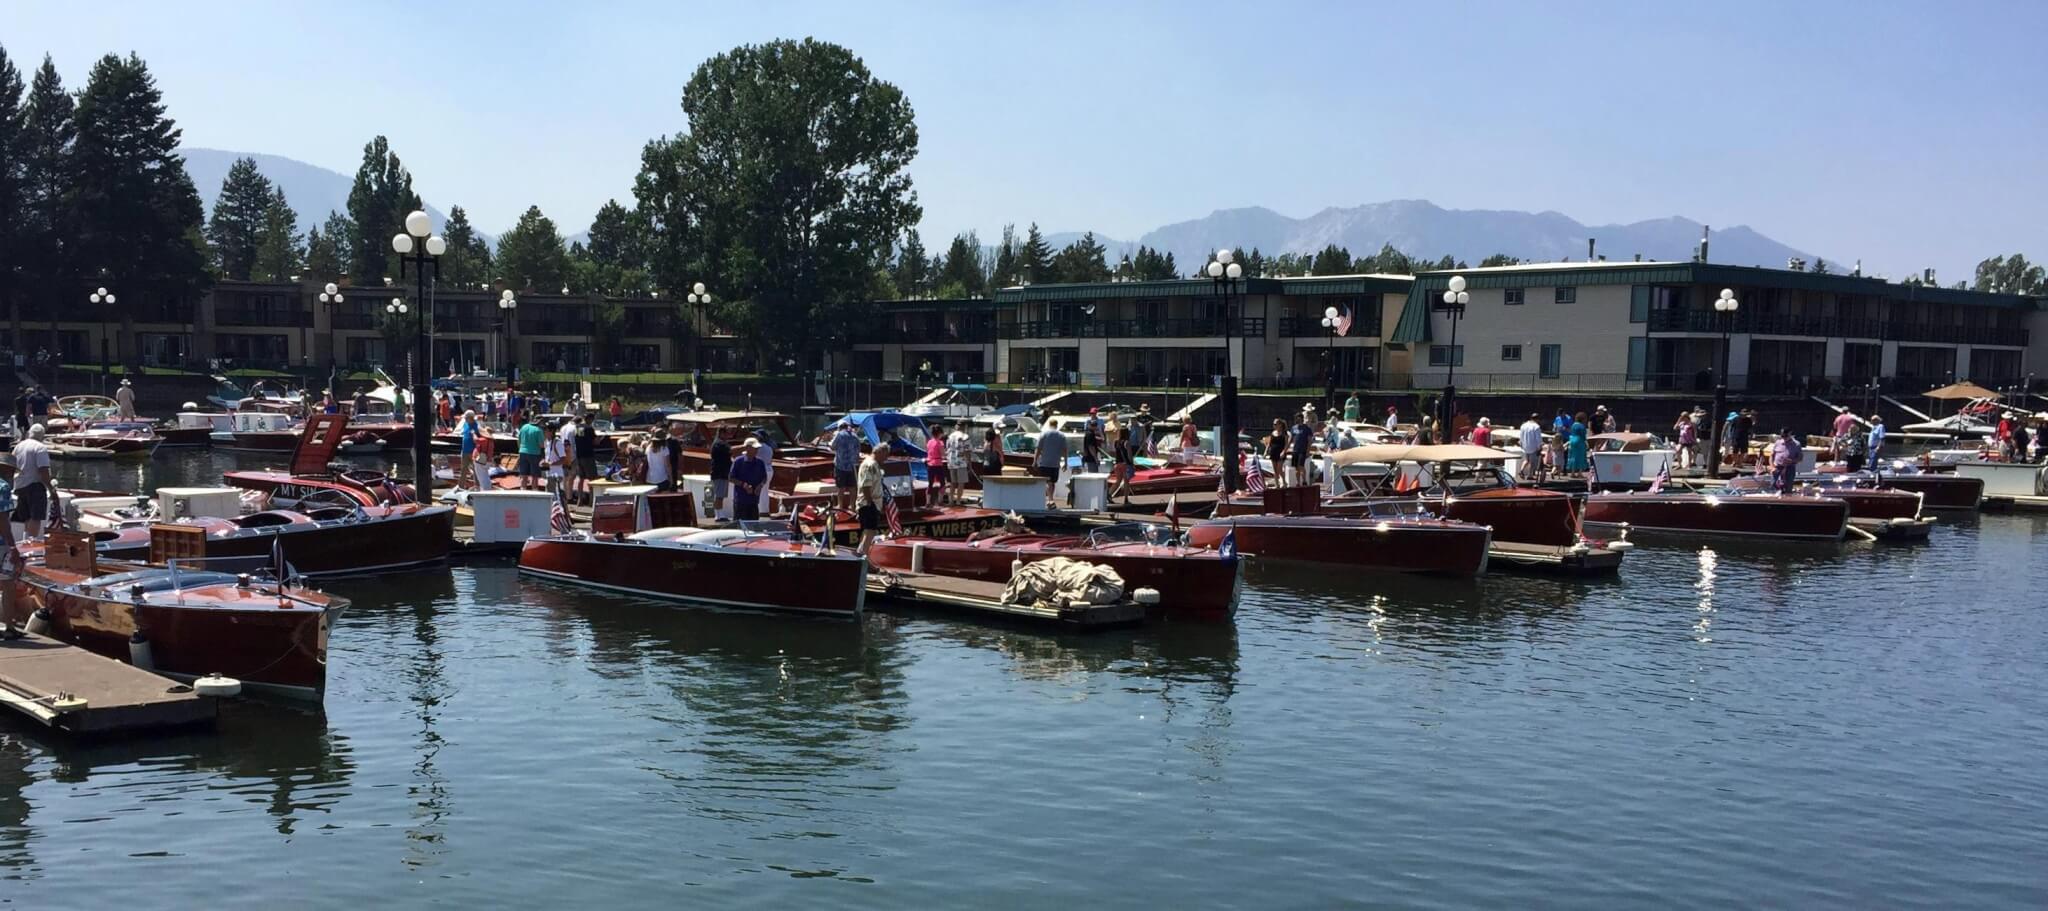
(1648, 459), (1671, 495)
(1334, 305), (1353, 338)
(883, 495), (905, 536)
(1243, 456), (1267, 494)
(1165, 494), (1180, 532)
(551, 491), (575, 535)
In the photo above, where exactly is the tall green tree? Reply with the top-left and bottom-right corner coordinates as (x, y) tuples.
(1811, 257), (1830, 275)
(0, 45), (26, 329)
(304, 210), (353, 280)
(891, 229), (930, 297)
(345, 135), (420, 285)
(632, 38), (920, 364)
(495, 205), (569, 291)
(585, 199), (640, 271)
(1130, 245), (1178, 281)
(1051, 232), (1109, 283)
(1309, 244), (1353, 275)
(1020, 223), (1054, 283)
(438, 205), (490, 287)
(250, 188), (302, 281)
(67, 53), (210, 343)
(989, 224), (1020, 287)
(204, 156), (272, 279)
(18, 55), (75, 335)
(1477, 253), (1524, 268)
(934, 231), (985, 297)
(1971, 254), (2046, 295)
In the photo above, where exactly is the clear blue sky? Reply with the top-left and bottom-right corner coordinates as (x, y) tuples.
(11, 0), (2046, 279)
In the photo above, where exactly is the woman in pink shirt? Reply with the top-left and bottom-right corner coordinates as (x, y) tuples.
(925, 423), (949, 506)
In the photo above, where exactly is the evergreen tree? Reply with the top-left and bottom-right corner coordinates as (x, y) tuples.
(345, 135), (420, 285)
(1020, 222), (1054, 283)
(1360, 243), (1414, 275)
(68, 53), (210, 336)
(304, 210), (353, 280)
(205, 156), (272, 279)
(934, 231), (985, 297)
(891, 229), (929, 297)
(1972, 254), (2046, 295)
(18, 55), (75, 329)
(0, 45), (25, 324)
(439, 205), (490, 287)
(495, 205), (569, 291)
(585, 199), (640, 271)
(1244, 247), (1265, 278)
(1051, 231), (1109, 283)
(1477, 253), (1524, 268)
(990, 224), (1020, 287)
(250, 187), (302, 281)
(1309, 244), (1353, 276)
(1811, 257), (1830, 275)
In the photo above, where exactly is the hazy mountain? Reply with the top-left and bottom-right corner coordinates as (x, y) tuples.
(182, 148), (497, 246)
(1048, 200), (1821, 274)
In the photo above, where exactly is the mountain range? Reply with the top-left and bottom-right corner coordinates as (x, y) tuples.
(182, 148), (1821, 274)
(1045, 200), (1821, 274)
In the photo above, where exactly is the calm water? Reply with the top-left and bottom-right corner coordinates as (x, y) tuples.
(3, 451), (2045, 907)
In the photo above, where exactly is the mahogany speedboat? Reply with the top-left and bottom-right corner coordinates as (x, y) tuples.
(868, 522), (1241, 620)
(1778, 465), (1985, 511)
(15, 529), (347, 701)
(224, 414), (414, 508)
(1184, 512), (1492, 575)
(668, 411), (836, 491)
(519, 524), (867, 617)
(215, 407), (302, 452)
(1723, 475), (1934, 540)
(1582, 489), (1851, 542)
(49, 421), (161, 454)
(90, 501), (454, 576)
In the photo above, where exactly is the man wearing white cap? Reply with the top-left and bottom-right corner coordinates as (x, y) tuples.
(115, 378), (137, 419)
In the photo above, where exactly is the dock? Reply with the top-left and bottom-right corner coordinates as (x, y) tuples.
(1486, 541), (1628, 575)
(0, 633), (217, 735)
(866, 570), (1146, 630)
(1982, 494), (2048, 513)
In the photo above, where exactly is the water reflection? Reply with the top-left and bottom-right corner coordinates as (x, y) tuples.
(1694, 548), (1718, 643)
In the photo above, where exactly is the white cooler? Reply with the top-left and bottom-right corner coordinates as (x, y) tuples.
(469, 490), (558, 543)
(1068, 472), (1111, 512)
(158, 486), (245, 520)
(981, 474), (1046, 512)
(1590, 449), (1673, 484)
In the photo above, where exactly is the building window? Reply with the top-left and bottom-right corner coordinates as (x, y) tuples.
(1501, 344), (1523, 362)
(1554, 287), (1577, 304)
(1428, 345), (1464, 367)
(1504, 288), (1524, 306)
(1539, 344), (1562, 378)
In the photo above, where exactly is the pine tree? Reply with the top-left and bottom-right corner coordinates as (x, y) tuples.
(1309, 244), (1353, 276)
(891, 229), (929, 297)
(18, 55), (75, 330)
(1478, 253), (1523, 268)
(205, 156), (272, 279)
(345, 135), (420, 285)
(305, 210), (353, 280)
(1020, 222), (1054, 283)
(934, 231), (985, 297)
(991, 224), (1020, 287)
(439, 205), (490, 287)
(1051, 232), (1109, 283)
(0, 45), (26, 322)
(495, 205), (569, 291)
(250, 188), (302, 281)
(585, 199), (639, 271)
(1811, 257), (1830, 275)
(68, 53), (210, 336)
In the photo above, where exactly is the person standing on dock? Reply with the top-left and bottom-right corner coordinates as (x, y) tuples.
(10, 426), (52, 541)
(1519, 414), (1544, 481)
(573, 416), (598, 506)
(1288, 416), (1313, 487)
(115, 378), (136, 419)
(516, 413), (546, 491)
(852, 443), (887, 550)
(708, 433), (732, 519)
(1674, 412), (1698, 470)
(729, 438), (768, 522)
(11, 388), (28, 438)
(1384, 405), (1399, 433)
(831, 421), (861, 510)
(644, 428), (675, 493)
(1770, 428), (1802, 493)
(752, 429), (776, 517)
(945, 422), (972, 507)
(1344, 392), (1361, 423)
(1866, 415), (1886, 465)
(1035, 420), (1067, 508)
(925, 422), (950, 507)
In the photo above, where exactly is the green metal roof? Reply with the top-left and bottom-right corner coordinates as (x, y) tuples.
(875, 297), (994, 311)
(993, 277), (1284, 303)
(1391, 261), (2042, 345)
(1278, 275), (1414, 296)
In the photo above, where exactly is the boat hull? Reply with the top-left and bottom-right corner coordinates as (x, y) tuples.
(117, 507), (455, 575)
(156, 426), (214, 446)
(225, 431), (302, 452)
(1879, 474), (1984, 510)
(867, 536), (1240, 620)
(518, 535), (866, 616)
(1583, 493), (1850, 541)
(221, 470), (381, 508)
(1184, 515), (1491, 575)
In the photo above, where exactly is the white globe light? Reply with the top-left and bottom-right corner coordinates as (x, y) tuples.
(1226, 262), (1243, 279)
(405, 210), (432, 238)
(1457, 291), (1470, 305)
(703, 293), (714, 304)
(425, 235), (447, 256)
(1322, 318), (1335, 328)
(392, 233), (414, 254)
(692, 282), (707, 295)
(1447, 275), (1467, 293)
(1216, 249), (1233, 265)
(105, 294), (116, 304)
(96, 287), (108, 297)
(501, 289), (514, 300)
(1442, 290), (1458, 305)
(1324, 306), (1339, 319)
(1720, 288), (1734, 300)
(325, 282), (339, 295)
(1206, 261), (1224, 278)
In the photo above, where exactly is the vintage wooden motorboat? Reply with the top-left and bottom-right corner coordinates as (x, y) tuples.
(102, 503), (453, 575)
(1582, 489), (1851, 541)
(223, 415), (412, 508)
(214, 408), (302, 452)
(49, 422), (161, 454)
(790, 499), (1008, 544)
(867, 522), (1240, 620)
(14, 529), (346, 701)
(518, 525), (867, 617)
(160, 411), (229, 446)
(43, 394), (121, 431)
(667, 411), (836, 491)
(1183, 513), (1492, 575)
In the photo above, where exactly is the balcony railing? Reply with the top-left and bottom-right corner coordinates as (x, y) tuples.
(519, 318), (595, 335)
(332, 312), (377, 330)
(997, 318), (1264, 340)
(214, 308), (309, 328)
(1647, 309), (2027, 346)
(1279, 315), (1382, 337)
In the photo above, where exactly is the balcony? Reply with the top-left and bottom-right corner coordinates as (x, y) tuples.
(214, 307), (309, 328)
(1647, 309), (2027, 346)
(331, 312), (377, 330)
(998, 318), (1264, 340)
(1280, 314), (1382, 337)
(519, 318), (595, 335)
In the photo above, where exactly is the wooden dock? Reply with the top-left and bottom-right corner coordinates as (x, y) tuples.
(1982, 494), (2048, 513)
(866, 571), (1146, 630)
(1486, 541), (1628, 575)
(0, 632), (216, 735)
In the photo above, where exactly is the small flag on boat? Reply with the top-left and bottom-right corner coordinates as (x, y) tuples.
(1218, 528), (1238, 561)
(822, 507), (837, 549)
(1165, 494), (1180, 531)
(551, 491), (574, 535)
(270, 532), (288, 582)
(1648, 459), (1670, 495)
(1243, 456), (1267, 495)
(883, 495), (905, 536)
(634, 492), (653, 531)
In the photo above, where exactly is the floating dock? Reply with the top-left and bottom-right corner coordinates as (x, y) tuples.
(866, 571), (1146, 630)
(0, 632), (217, 735)
(1486, 541), (1628, 575)
(1982, 495), (2048, 513)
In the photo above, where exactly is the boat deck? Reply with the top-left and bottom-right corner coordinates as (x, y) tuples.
(866, 570), (1146, 630)
(0, 632), (217, 735)
(1487, 542), (1627, 575)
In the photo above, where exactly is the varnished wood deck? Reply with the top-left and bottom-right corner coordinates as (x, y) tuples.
(865, 571), (1145, 630)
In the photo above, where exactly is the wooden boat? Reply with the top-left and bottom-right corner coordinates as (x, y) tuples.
(667, 411), (835, 491)
(1582, 489), (1850, 541)
(1724, 475), (1926, 520)
(99, 503), (453, 575)
(1183, 513), (1492, 575)
(49, 422), (161, 454)
(14, 529), (346, 701)
(867, 522), (1240, 620)
(160, 411), (228, 446)
(214, 407), (301, 452)
(224, 415), (412, 507)
(518, 525), (867, 617)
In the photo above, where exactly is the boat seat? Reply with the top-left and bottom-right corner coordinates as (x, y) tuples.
(674, 528), (749, 546)
(627, 526), (712, 543)
(81, 569), (241, 592)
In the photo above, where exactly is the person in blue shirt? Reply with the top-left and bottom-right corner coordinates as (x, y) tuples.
(728, 439), (769, 522)
(831, 421), (861, 509)
(516, 414), (545, 490)
(1288, 418), (1315, 486)
(458, 410), (479, 488)
(1866, 415), (1886, 467)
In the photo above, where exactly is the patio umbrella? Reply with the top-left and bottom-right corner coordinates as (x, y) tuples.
(1922, 381), (2001, 400)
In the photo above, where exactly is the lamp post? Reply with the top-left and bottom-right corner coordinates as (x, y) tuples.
(89, 286), (117, 391)
(1440, 275), (1470, 436)
(686, 282), (712, 392)
(1321, 305), (1341, 411)
(391, 210), (445, 501)
(1205, 248), (1244, 492)
(1707, 287), (1739, 477)
(497, 289), (518, 382)
(319, 282), (345, 395)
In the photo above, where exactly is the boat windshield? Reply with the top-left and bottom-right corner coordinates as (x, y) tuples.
(1084, 522), (1177, 548)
